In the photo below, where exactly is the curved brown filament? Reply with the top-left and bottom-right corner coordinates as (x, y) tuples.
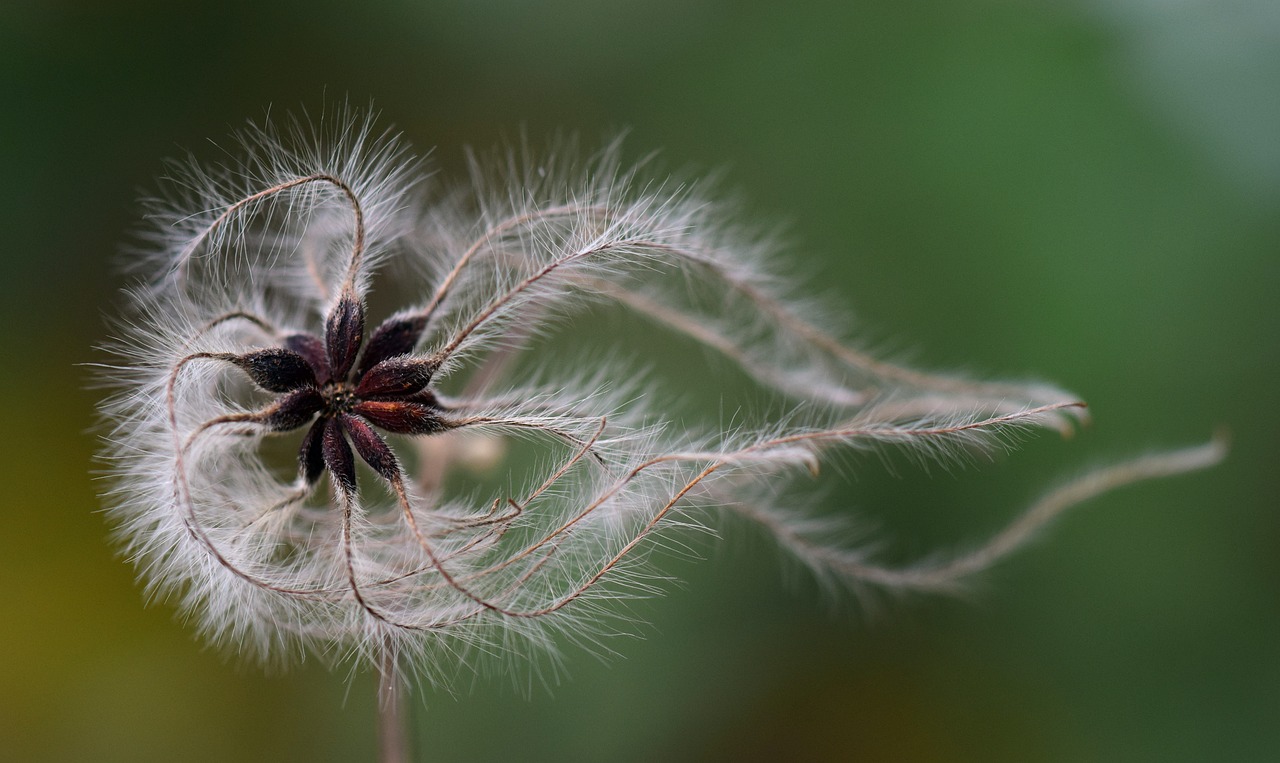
(452, 200), (1077, 410)
(667, 246), (1082, 410)
(173, 173), (367, 300)
(181, 311), (280, 351)
(167, 352), (335, 598)
(581, 277), (870, 407)
(337, 486), (419, 629)
(388, 405), (1086, 622)
(512, 402), (1089, 618)
(509, 417), (608, 512)
(721, 436), (1229, 591)
(418, 203), (607, 327)
(412, 402), (1087, 616)
(159, 177), (1091, 633)
(361, 417), (606, 597)
(429, 236), (659, 363)
(172, 433), (332, 599)
(435, 413), (608, 468)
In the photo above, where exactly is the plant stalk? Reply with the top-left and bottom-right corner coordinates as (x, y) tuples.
(378, 645), (410, 763)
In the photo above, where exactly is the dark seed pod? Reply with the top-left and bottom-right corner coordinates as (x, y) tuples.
(355, 357), (438, 398)
(325, 294), (366, 382)
(234, 348), (317, 392)
(320, 416), (356, 493)
(262, 388), (324, 431)
(284, 333), (331, 383)
(298, 420), (327, 485)
(342, 414), (401, 482)
(352, 400), (444, 435)
(358, 313), (428, 376)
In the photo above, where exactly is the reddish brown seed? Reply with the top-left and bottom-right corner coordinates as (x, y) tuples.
(321, 416), (356, 492)
(352, 400), (444, 435)
(341, 414), (400, 482)
(354, 357), (438, 398)
(264, 388), (324, 431)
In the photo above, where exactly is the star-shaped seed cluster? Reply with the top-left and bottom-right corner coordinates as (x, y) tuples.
(227, 293), (441, 495)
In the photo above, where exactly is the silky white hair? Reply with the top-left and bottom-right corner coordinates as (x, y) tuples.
(96, 108), (1224, 689)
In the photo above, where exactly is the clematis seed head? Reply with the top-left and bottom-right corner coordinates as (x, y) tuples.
(95, 108), (1224, 689)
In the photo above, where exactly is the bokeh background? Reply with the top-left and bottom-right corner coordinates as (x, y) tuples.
(2, 1), (1276, 761)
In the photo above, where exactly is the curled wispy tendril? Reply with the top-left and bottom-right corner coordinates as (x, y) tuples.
(96, 110), (1224, 687)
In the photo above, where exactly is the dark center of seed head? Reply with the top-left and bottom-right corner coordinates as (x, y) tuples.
(321, 382), (356, 414)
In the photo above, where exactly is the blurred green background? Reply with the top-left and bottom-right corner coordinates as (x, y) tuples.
(2, 0), (1276, 760)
